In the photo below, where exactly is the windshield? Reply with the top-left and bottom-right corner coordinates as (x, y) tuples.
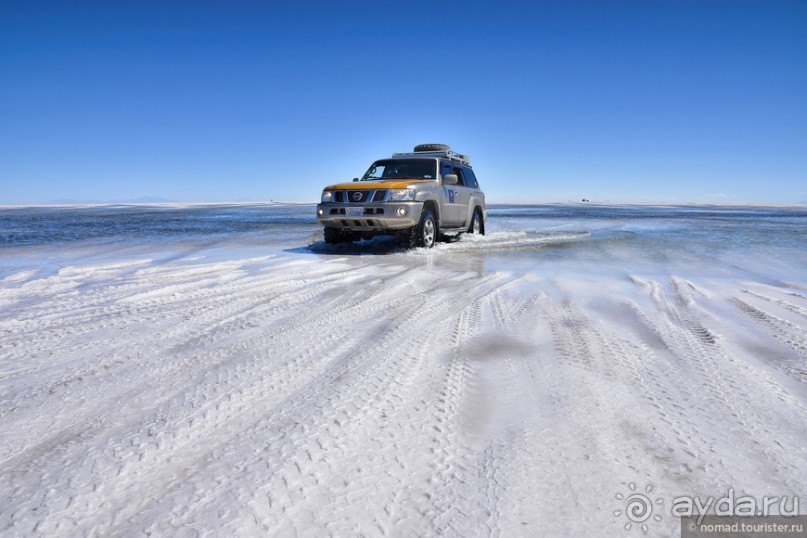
(360, 159), (436, 181)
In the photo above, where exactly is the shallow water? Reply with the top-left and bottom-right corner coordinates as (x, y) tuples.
(1, 203), (804, 249)
(1, 202), (805, 284)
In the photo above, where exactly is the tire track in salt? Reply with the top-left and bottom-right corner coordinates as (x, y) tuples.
(731, 297), (807, 361)
(0, 262), (368, 464)
(416, 276), (539, 538)
(479, 293), (644, 536)
(628, 277), (807, 494)
(741, 289), (807, 322)
(1, 263), (434, 534)
(102, 273), (514, 536)
(425, 279), (544, 538)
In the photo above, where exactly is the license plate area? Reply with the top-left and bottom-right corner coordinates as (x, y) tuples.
(346, 207), (364, 217)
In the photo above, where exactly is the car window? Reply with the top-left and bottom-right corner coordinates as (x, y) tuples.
(441, 161), (467, 185)
(440, 162), (453, 180)
(363, 159), (436, 181)
(462, 167), (478, 188)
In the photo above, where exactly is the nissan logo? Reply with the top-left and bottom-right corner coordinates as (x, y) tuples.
(352, 192), (363, 201)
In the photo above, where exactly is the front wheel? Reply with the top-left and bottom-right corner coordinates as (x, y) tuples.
(324, 227), (356, 244)
(419, 210), (437, 247)
(399, 209), (437, 249)
(467, 209), (484, 235)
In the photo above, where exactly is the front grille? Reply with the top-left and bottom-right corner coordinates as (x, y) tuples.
(347, 190), (369, 203)
(330, 190), (389, 204)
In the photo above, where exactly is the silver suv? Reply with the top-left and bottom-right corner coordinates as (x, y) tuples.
(316, 144), (487, 248)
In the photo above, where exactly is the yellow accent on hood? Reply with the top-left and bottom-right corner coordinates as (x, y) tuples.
(324, 179), (433, 191)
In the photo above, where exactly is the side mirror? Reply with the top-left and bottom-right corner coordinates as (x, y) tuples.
(443, 174), (458, 185)
(352, 177), (359, 182)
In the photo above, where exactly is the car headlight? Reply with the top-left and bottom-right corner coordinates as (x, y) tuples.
(388, 189), (415, 201)
(321, 190), (333, 203)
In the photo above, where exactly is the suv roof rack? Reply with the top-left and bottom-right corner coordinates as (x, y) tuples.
(392, 149), (471, 166)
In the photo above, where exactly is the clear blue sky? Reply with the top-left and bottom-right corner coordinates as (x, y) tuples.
(1, 1), (805, 204)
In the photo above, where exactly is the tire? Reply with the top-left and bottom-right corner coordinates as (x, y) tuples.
(399, 209), (437, 249)
(323, 227), (339, 244)
(324, 227), (355, 244)
(416, 209), (437, 248)
(467, 209), (484, 235)
(414, 143), (450, 152)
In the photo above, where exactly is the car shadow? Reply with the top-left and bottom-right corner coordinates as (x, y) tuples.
(285, 236), (406, 256)
(285, 233), (464, 256)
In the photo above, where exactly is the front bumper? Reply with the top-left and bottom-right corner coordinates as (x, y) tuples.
(316, 202), (423, 230)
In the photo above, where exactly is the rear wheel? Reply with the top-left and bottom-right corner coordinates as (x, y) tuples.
(467, 209), (484, 235)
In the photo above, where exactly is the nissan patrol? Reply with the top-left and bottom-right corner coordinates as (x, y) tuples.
(316, 144), (487, 248)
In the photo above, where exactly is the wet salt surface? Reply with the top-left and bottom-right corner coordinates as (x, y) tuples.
(2, 203), (804, 277)
(1, 203), (805, 536)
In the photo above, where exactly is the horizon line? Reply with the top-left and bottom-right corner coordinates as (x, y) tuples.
(2, 200), (806, 209)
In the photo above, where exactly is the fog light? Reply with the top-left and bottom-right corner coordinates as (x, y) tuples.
(396, 207), (407, 217)
(317, 208), (324, 216)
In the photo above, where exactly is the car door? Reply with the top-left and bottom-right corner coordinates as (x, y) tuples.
(439, 161), (461, 226)
(453, 166), (474, 227)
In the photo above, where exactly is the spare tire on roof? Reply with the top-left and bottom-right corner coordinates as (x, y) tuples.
(414, 143), (450, 152)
